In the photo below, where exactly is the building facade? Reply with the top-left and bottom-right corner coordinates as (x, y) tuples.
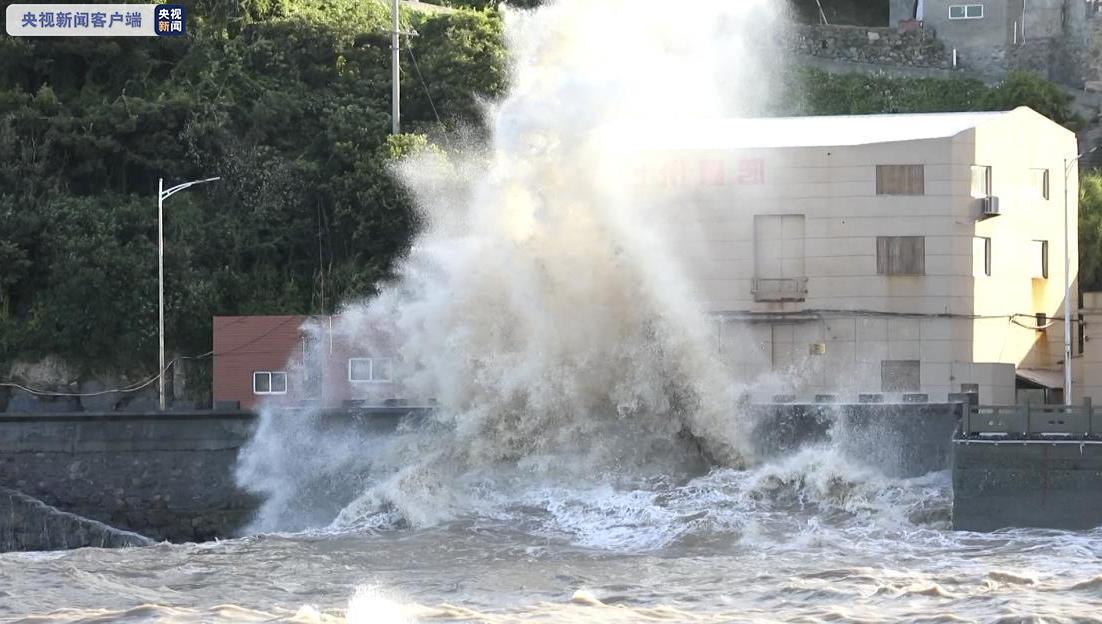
(630, 107), (1078, 403)
(889, 0), (1096, 85)
(212, 315), (404, 410)
(215, 109), (1079, 408)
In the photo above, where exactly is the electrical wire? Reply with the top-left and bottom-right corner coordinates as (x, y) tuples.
(406, 43), (443, 129)
(0, 359), (176, 397)
(0, 316), (307, 397)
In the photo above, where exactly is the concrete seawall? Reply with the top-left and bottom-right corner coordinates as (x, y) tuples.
(749, 402), (962, 477)
(0, 403), (962, 551)
(953, 440), (1102, 531)
(0, 411), (259, 543)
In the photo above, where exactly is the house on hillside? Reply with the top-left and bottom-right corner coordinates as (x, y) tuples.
(889, 0), (1095, 84)
(627, 107), (1079, 404)
(211, 315), (407, 410)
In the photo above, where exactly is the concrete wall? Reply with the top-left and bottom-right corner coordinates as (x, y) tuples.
(889, 0), (915, 24)
(716, 316), (1017, 403)
(749, 402), (962, 477)
(953, 439), (1102, 530)
(0, 486), (152, 552)
(0, 411), (259, 543)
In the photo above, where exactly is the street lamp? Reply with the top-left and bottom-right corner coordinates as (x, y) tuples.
(158, 176), (220, 411)
(1064, 149), (1097, 406)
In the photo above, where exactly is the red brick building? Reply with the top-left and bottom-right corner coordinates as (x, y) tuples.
(212, 315), (403, 410)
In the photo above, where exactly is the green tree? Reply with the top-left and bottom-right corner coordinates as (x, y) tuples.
(0, 0), (508, 374)
(1080, 171), (1102, 294)
(983, 71), (1085, 131)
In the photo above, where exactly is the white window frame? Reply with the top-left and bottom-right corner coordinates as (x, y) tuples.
(970, 164), (992, 198)
(973, 237), (992, 277)
(949, 4), (984, 20)
(1032, 240), (1049, 279)
(1031, 168), (1050, 201)
(348, 357), (393, 383)
(253, 371), (288, 395)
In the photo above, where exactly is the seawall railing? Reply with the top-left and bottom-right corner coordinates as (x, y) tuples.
(961, 401), (1102, 438)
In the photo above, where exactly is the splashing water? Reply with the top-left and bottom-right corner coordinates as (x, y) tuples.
(6, 3), (1102, 624)
(236, 0), (793, 535)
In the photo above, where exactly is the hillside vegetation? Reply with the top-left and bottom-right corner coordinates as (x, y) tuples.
(0, 0), (1089, 376)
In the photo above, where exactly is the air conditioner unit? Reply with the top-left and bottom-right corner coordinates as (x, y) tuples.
(982, 196), (1000, 217)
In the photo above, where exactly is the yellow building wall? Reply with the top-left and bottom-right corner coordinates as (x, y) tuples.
(966, 109), (1079, 373)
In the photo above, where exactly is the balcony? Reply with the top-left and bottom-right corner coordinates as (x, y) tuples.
(752, 277), (808, 302)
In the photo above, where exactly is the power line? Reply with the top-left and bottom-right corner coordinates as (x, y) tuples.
(407, 43), (443, 128)
(0, 316), (306, 397)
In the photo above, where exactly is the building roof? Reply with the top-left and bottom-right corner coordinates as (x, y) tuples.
(1016, 368), (1064, 389)
(608, 109), (1036, 151)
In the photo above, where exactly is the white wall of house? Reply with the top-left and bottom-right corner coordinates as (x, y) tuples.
(630, 108), (1078, 403)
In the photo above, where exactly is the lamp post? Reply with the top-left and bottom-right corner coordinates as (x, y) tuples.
(158, 176), (220, 411)
(1064, 149), (1096, 406)
(391, 0), (400, 134)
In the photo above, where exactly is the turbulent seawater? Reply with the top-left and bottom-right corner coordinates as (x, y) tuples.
(2, 454), (1102, 623)
(5, 1), (1099, 620)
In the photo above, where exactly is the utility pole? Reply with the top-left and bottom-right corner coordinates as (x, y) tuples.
(1063, 148), (1097, 405)
(392, 0), (400, 134)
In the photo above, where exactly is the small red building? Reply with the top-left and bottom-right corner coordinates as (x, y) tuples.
(212, 315), (404, 410)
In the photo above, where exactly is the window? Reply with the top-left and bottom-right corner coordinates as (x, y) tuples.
(970, 165), (992, 198)
(253, 371), (288, 395)
(348, 357), (393, 382)
(973, 237), (991, 277)
(1031, 240), (1049, 279)
(949, 4), (984, 19)
(876, 165), (925, 195)
(753, 214), (807, 301)
(877, 236), (925, 275)
(1029, 168), (1050, 200)
(882, 360), (921, 392)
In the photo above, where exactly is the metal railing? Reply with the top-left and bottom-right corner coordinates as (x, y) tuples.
(751, 277), (808, 302)
(962, 402), (1102, 437)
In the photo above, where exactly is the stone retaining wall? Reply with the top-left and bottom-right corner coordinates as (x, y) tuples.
(787, 24), (951, 69)
(0, 411), (259, 543)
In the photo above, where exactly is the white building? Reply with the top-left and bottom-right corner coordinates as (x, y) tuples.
(631, 107), (1079, 403)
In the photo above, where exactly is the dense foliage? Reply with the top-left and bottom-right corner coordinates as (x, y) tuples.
(0, 0), (505, 371)
(782, 69), (1085, 130)
(1081, 171), (1102, 294)
(0, 0), (1091, 375)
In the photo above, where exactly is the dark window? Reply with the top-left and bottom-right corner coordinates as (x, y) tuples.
(876, 165), (925, 195)
(877, 236), (925, 275)
(882, 360), (920, 392)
